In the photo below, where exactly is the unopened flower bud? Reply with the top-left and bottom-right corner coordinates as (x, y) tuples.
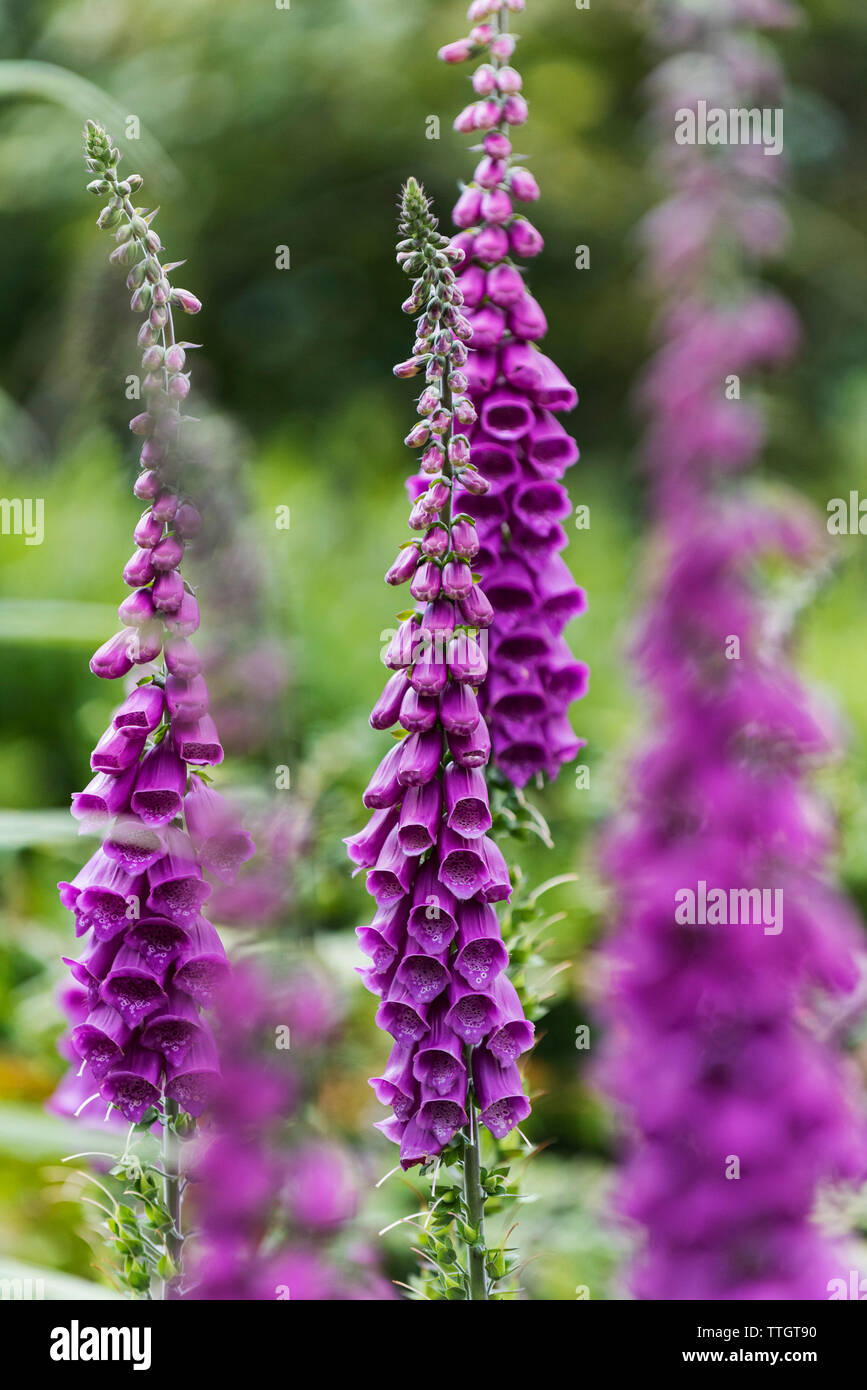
(448, 435), (471, 465)
(394, 356), (424, 379)
(472, 64), (498, 97)
(405, 422), (431, 448)
(174, 503), (202, 539)
(172, 289), (202, 314)
(457, 467), (490, 495)
(438, 38), (475, 63)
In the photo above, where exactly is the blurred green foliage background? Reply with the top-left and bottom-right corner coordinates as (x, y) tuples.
(0, 0), (865, 1299)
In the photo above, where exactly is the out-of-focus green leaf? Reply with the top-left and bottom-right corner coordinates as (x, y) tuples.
(0, 61), (179, 187)
(0, 810), (80, 849)
(0, 1103), (112, 1162)
(0, 600), (117, 645)
(0, 1256), (120, 1300)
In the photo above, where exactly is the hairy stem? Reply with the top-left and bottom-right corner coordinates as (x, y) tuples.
(463, 1086), (488, 1301)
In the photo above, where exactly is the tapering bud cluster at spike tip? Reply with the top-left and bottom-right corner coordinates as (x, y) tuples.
(346, 180), (534, 1171)
(437, 3), (587, 788)
(53, 125), (254, 1130)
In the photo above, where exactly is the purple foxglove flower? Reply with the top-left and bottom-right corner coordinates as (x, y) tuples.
(101, 1045), (162, 1123)
(479, 389), (535, 441)
(397, 729), (444, 786)
(456, 264), (487, 308)
(140, 988), (203, 1063)
(366, 825), (417, 904)
(151, 534), (184, 571)
(447, 713), (492, 769)
(537, 553), (587, 632)
(349, 178), (533, 1168)
(409, 646), (448, 697)
(133, 508), (164, 549)
(122, 547), (157, 588)
(152, 569), (185, 612)
(406, 862), (459, 954)
(71, 1003), (131, 1079)
(453, 185), (483, 227)
(526, 410), (580, 475)
(164, 635), (202, 679)
(464, 304), (506, 349)
(597, 4), (866, 1301)
(410, 559), (442, 602)
(164, 1027), (220, 1117)
(165, 673), (210, 721)
(384, 615), (421, 669)
(458, 583), (494, 628)
(113, 682), (165, 735)
(100, 944), (169, 1026)
(487, 974), (535, 1062)
(451, 518), (480, 560)
(445, 978), (499, 1046)
(417, 1093), (466, 1147)
(478, 835), (512, 902)
(472, 1047), (531, 1138)
(134, 469), (161, 500)
(370, 669), (409, 729)
(438, 826), (489, 901)
(399, 686), (439, 733)
(454, 900), (508, 990)
(183, 778), (255, 883)
(396, 951), (451, 1006)
(446, 631), (488, 685)
(117, 586), (157, 626)
(172, 916), (229, 1006)
(357, 900), (406, 973)
(146, 826), (211, 922)
(131, 738), (187, 825)
(344, 805), (400, 871)
(473, 223), (510, 262)
(284, 1143), (359, 1231)
(397, 780), (443, 856)
(439, 681), (481, 737)
(76, 861), (146, 942)
(362, 740), (404, 809)
(63, 936), (122, 1010)
(125, 914), (189, 971)
(487, 670), (546, 723)
(397, 1113), (444, 1171)
(370, 1043), (418, 1121)
(90, 630), (135, 680)
(444, 763), (492, 839)
(441, 558), (473, 600)
(164, 591), (200, 636)
(172, 714), (223, 765)
(486, 263), (525, 308)
(103, 814), (166, 874)
(385, 543), (420, 586)
(71, 763), (138, 823)
(127, 619), (164, 665)
(376, 979), (430, 1047)
(419, 598), (456, 641)
(412, 1005), (467, 1096)
(151, 488), (178, 523)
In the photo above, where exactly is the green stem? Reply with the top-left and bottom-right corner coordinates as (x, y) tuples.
(463, 1090), (488, 1301)
(162, 1098), (183, 1299)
